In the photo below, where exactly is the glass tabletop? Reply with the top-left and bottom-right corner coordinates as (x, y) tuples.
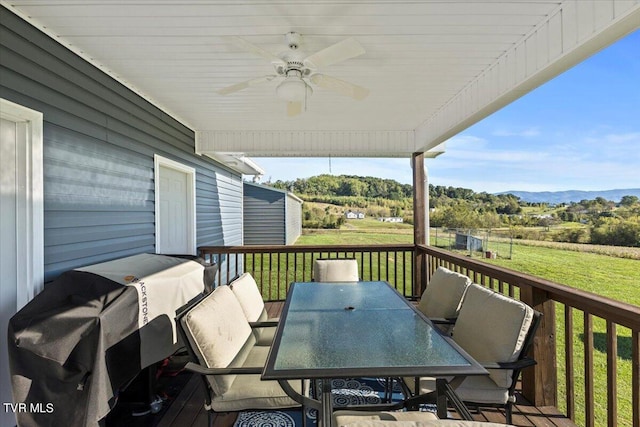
(263, 281), (486, 380)
(286, 281), (411, 311)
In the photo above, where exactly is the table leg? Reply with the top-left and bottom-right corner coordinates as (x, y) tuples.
(435, 378), (448, 419)
(321, 379), (333, 427)
(436, 377), (474, 421)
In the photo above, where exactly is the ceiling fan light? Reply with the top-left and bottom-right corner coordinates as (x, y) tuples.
(276, 76), (312, 102)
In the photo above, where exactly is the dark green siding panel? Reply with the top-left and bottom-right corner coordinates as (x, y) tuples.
(1, 10), (243, 281)
(243, 183), (286, 245)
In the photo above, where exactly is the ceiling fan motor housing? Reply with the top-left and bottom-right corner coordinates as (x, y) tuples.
(285, 31), (302, 50)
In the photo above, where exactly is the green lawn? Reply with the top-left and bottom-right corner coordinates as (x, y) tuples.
(295, 228), (640, 426)
(298, 231), (413, 245)
(483, 244), (638, 427)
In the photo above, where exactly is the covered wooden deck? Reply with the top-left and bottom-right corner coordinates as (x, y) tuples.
(153, 301), (577, 427)
(194, 244), (640, 426)
(106, 242), (638, 427)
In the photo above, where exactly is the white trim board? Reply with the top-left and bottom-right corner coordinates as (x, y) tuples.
(0, 98), (44, 308)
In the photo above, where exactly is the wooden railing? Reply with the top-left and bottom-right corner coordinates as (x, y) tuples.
(198, 243), (640, 427)
(198, 244), (416, 300)
(416, 244), (640, 427)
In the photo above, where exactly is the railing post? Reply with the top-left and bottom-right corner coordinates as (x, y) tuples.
(520, 285), (557, 407)
(633, 329), (639, 427)
(412, 152), (426, 297)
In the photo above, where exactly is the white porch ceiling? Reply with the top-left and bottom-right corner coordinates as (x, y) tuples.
(3, 0), (639, 160)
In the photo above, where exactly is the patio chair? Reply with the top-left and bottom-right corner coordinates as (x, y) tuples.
(333, 410), (514, 426)
(406, 283), (541, 424)
(415, 267), (472, 332)
(176, 285), (302, 427)
(229, 272), (277, 345)
(313, 258), (359, 282)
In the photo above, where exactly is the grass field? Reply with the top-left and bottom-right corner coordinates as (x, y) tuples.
(296, 223), (640, 426)
(483, 244), (638, 426)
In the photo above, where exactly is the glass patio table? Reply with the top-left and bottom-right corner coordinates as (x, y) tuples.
(262, 281), (488, 426)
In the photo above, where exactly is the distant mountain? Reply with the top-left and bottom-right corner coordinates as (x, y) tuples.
(497, 189), (640, 204)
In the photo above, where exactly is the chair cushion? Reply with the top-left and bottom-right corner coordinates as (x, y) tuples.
(211, 375), (301, 412)
(228, 272), (278, 345)
(413, 375), (511, 405)
(333, 410), (438, 426)
(313, 259), (359, 282)
(340, 421), (512, 427)
(334, 411), (512, 427)
(208, 344), (301, 411)
(416, 267), (471, 319)
(229, 273), (265, 322)
(453, 283), (534, 388)
(182, 285), (253, 395)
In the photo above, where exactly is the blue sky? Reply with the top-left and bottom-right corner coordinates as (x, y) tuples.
(254, 29), (640, 194)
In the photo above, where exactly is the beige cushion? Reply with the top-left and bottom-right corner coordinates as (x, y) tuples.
(211, 375), (301, 412)
(453, 283), (534, 388)
(209, 344), (300, 411)
(413, 375), (511, 405)
(416, 267), (472, 319)
(314, 259), (359, 282)
(229, 272), (277, 345)
(334, 411), (512, 427)
(333, 410), (438, 426)
(229, 273), (265, 322)
(341, 421), (512, 427)
(182, 285), (253, 395)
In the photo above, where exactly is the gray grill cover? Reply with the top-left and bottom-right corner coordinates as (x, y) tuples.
(7, 254), (212, 427)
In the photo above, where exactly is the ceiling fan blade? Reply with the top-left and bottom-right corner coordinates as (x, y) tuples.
(217, 75), (277, 95)
(310, 74), (369, 100)
(224, 36), (285, 65)
(303, 38), (365, 69)
(287, 101), (302, 117)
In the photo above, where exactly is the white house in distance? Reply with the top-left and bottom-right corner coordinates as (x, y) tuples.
(379, 217), (404, 223)
(345, 210), (365, 219)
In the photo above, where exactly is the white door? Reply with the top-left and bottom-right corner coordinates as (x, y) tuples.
(155, 156), (195, 255)
(0, 100), (43, 427)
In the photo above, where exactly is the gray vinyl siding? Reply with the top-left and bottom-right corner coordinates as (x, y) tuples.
(243, 182), (302, 246)
(0, 9), (243, 281)
(243, 183), (286, 245)
(285, 194), (302, 244)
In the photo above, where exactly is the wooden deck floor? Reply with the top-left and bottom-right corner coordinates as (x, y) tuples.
(154, 302), (578, 427)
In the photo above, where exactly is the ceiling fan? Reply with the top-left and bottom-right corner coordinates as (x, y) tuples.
(217, 32), (369, 116)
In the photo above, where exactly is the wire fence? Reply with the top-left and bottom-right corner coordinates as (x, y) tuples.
(431, 228), (514, 260)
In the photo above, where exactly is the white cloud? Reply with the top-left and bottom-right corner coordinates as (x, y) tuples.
(427, 128), (640, 192)
(252, 125), (640, 194)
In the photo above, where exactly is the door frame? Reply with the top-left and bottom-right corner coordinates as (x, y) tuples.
(0, 98), (44, 308)
(154, 154), (196, 255)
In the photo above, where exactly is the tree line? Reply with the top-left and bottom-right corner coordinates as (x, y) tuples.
(270, 174), (413, 200)
(266, 175), (640, 246)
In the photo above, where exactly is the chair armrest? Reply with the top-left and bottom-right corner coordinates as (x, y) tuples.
(184, 362), (263, 376)
(482, 357), (537, 370)
(249, 320), (279, 328)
